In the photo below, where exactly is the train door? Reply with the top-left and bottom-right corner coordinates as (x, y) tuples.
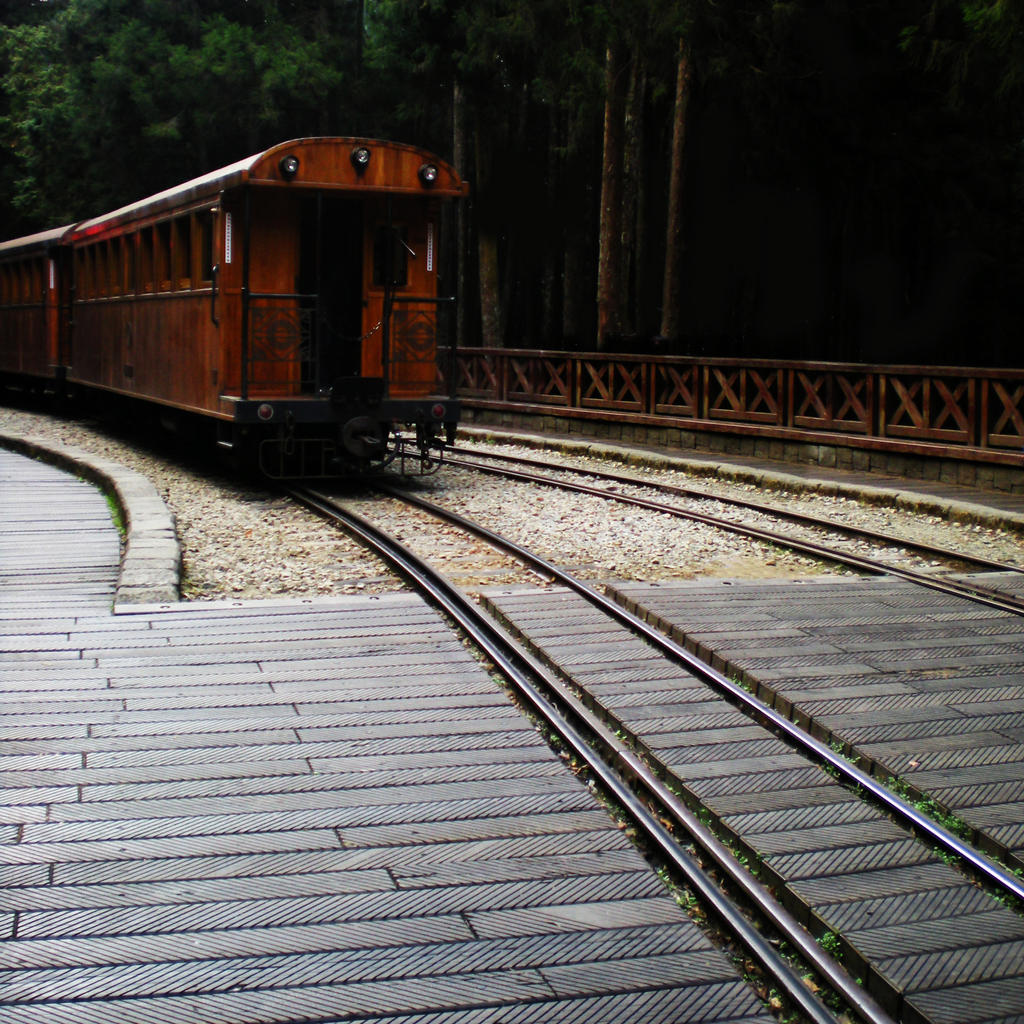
(298, 196), (364, 390)
(362, 198), (440, 398)
(244, 191), (303, 396)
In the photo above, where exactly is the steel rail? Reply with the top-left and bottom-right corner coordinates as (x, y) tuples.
(446, 453), (1024, 616)
(448, 445), (1023, 575)
(290, 484), (893, 1024)
(374, 482), (1024, 910)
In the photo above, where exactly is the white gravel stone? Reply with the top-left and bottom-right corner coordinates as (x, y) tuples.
(2, 406), (1020, 603)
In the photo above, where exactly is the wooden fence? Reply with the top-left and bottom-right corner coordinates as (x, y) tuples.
(455, 349), (1024, 464)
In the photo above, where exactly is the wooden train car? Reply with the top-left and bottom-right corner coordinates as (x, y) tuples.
(0, 225), (72, 384)
(0, 138), (468, 476)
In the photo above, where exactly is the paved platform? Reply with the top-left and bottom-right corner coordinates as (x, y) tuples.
(0, 453), (120, 615)
(616, 575), (1024, 860)
(0, 430), (179, 606)
(482, 581), (1024, 1024)
(0, 449), (772, 1023)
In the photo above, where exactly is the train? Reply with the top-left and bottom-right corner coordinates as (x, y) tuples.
(0, 137), (468, 477)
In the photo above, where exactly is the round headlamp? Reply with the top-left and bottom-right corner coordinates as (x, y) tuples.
(350, 146), (371, 172)
(278, 155), (300, 180)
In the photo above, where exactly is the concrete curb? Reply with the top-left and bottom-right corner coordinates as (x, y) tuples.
(0, 431), (181, 607)
(459, 425), (1024, 535)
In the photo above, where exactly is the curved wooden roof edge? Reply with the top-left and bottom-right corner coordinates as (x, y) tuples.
(1, 138), (468, 254)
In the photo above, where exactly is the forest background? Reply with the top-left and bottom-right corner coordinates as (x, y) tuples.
(1, 0), (1022, 367)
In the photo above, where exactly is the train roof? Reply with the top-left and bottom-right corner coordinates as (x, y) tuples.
(73, 137), (467, 239)
(0, 224), (75, 260)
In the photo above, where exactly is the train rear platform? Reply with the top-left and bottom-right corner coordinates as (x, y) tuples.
(0, 447), (773, 1023)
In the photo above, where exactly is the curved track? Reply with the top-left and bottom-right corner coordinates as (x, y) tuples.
(293, 483), (1024, 1024)
(446, 447), (1024, 615)
(291, 485), (890, 1024)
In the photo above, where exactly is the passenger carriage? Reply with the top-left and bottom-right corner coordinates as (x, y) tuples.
(0, 137), (468, 476)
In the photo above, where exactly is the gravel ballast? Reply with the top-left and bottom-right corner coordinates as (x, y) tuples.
(2, 406), (1021, 603)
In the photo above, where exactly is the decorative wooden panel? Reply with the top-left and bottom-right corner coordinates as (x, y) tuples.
(791, 369), (872, 434)
(880, 373), (974, 445)
(456, 350), (501, 397)
(706, 366), (783, 424)
(985, 380), (1024, 449)
(455, 348), (1024, 459)
(652, 362), (699, 416)
(507, 355), (572, 404)
(578, 358), (645, 411)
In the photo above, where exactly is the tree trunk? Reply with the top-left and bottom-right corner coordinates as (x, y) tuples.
(623, 45), (646, 341)
(659, 39), (692, 344)
(474, 123), (503, 347)
(478, 232), (502, 347)
(541, 106), (562, 344)
(596, 42), (629, 351)
(453, 81), (470, 347)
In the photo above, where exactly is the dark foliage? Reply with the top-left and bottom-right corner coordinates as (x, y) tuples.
(2, 0), (1020, 365)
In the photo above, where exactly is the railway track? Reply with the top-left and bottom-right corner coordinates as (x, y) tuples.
(291, 482), (1024, 1024)
(445, 445), (1024, 616)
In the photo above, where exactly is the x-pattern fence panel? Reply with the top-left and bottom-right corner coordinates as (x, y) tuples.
(792, 370), (872, 434)
(456, 350), (501, 396)
(706, 366), (783, 424)
(880, 373), (975, 444)
(987, 381), (1024, 449)
(507, 355), (572, 404)
(454, 349), (1024, 456)
(578, 358), (645, 410)
(652, 362), (699, 416)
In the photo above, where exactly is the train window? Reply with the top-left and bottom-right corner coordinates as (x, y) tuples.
(96, 243), (109, 298)
(100, 244), (110, 297)
(139, 227), (154, 293)
(79, 248), (93, 300)
(124, 234), (136, 294)
(373, 224), (409, 287)
(156, 221), (172, 291)
(199, 210), (215, 284)
(96, 243), (107, 297)
(28, 259), (41, 303)
(111, 240), (121, 296)
(115, 237), (128, 295)
(108, 240), (118, 296)
(173, 216), (191, 289)
(133, 235), (141, 294)
(106, 241), (117, 296)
